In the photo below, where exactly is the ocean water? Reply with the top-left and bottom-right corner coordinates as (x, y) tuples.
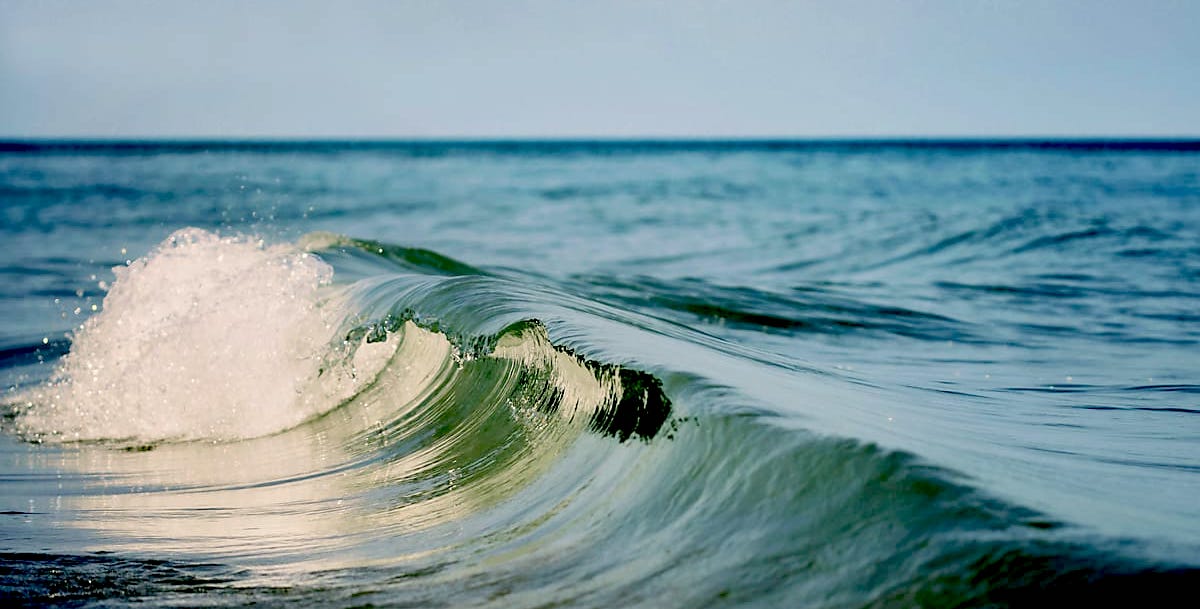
(1, 140), (1198, 607)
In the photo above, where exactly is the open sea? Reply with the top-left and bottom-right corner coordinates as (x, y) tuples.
(1, 139), (1198, 607)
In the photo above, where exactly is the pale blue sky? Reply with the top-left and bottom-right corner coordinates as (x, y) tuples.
(1, 0), (1197, 138)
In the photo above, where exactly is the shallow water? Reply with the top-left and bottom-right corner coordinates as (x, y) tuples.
(2, 140), (1198, 607)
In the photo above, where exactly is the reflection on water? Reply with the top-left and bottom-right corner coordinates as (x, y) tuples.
(1, 319), (663, 582)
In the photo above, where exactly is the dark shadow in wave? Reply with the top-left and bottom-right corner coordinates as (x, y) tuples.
(574, 274), (973, 343)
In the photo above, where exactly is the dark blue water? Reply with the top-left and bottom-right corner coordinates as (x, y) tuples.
(2, 140), (1198, 607)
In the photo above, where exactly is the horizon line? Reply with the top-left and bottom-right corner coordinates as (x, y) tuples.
(3, 134), (1200, 141)
(4, 136), (1199, 153)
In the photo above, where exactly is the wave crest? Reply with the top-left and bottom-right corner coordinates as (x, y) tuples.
(10, 229), (673, 446)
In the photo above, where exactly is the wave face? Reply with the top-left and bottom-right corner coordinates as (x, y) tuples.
(2, 141), (1199, 607)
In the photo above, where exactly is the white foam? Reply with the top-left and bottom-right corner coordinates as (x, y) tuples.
(17, 228), (396, 443)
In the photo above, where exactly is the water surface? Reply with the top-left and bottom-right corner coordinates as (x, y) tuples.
(2, 140), (1198, 607)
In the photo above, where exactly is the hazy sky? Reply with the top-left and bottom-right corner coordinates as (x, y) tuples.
(2, 0), (1197, 138)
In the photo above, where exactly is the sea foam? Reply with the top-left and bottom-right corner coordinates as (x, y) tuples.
(16, 228), (396, 442)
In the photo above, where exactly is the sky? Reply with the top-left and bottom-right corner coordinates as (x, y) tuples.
(1, 0), (1197, 138)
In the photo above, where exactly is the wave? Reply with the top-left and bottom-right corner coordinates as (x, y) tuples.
(3, 228), (1197, 607)
(8, 228), (670, 446)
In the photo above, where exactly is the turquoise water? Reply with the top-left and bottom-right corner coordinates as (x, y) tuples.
(2, 141), (1198, 606)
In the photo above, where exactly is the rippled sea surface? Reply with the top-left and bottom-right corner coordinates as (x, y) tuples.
(2, 140), (1198, 607)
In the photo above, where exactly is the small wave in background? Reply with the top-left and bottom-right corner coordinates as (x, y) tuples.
(1, 140), (1198, 607)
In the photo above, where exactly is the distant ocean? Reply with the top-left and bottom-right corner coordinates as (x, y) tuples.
(2, 140), (1198, 607)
